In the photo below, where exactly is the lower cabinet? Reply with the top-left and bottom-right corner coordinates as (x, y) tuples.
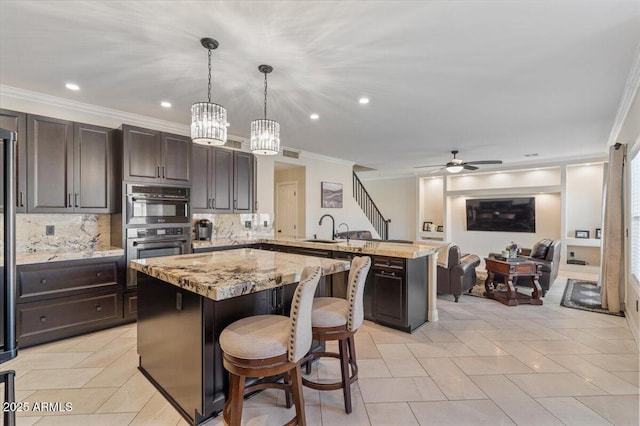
(124, 291), (138, 321)
(367, 255), (428, 332)
(18, 291), (122, 347)
(16, 256), (128, 347)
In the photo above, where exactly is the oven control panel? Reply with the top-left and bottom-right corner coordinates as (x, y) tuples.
(126, 227), (191, 239)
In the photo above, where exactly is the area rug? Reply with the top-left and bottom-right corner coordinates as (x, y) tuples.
(560, 279), (624, 317)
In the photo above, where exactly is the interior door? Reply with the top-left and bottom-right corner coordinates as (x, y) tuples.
(276, 181), (298, 237)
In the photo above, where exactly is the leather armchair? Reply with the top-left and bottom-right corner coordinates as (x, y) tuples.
(515, 239), (561, 296)
(435, 243), (481, 302)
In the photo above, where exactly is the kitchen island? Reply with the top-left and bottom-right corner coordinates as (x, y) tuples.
(193, 237), (442, 328)
(130, 248), (350, 425)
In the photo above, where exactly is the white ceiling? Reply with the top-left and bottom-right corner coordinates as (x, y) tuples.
(1, 1), (639, 177)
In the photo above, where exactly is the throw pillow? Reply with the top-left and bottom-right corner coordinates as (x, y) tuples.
(531, 239), (552, 259)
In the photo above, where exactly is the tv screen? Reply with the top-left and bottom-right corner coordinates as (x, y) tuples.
(466, 197), (536, 232)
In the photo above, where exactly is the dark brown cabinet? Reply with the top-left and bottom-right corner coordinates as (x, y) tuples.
(122, 124), (191, 184)
(191, 147), (254, 213)
(0, 109), (27, 212)
(16, 256), (128, 347)
(26, 115), (114, 213)
(367, 255), (427, 332)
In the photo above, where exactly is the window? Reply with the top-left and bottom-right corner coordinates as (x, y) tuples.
(631, 148), (640, 283)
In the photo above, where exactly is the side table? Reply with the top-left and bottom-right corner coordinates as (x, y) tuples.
(484, 257), (543, 306)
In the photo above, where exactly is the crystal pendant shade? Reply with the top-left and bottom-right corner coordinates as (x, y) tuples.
(191, 101), (227, 146)
(250, 118), (280, 155)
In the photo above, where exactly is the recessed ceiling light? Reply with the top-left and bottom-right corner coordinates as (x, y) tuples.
(161, 101), (172, 108)
(310, 113), (319, 120)
(359, 97), (369, 104)
(65, 83), (80, 91)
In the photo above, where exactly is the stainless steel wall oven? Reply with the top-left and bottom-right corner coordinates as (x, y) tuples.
(125, 184), (190, 225)
(126, 226), (191, 288)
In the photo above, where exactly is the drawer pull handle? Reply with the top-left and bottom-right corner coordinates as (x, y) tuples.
(40, 316), (47, 323)
(40, 279), (47, 284)
(95, 305), (102, 312)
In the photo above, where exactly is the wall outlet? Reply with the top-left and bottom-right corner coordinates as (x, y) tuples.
(45, 225), (55, 236)
(264, 220), (268, 227)
(244, 221), (252, 229)
(569, 251), (575, 257)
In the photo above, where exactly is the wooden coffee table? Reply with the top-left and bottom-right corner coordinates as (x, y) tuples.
(484, 257), (543, 306)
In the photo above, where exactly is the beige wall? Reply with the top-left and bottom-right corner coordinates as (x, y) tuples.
(274, 165), (306, 238)
(364, 177), (417, 240)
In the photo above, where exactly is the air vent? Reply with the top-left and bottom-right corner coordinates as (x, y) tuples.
(225, 139), (243, 150)
(282, 149), (300, 159)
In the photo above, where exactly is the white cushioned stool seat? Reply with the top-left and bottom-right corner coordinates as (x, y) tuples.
(311, 297), (348, 328)
(220, 315), (289, 360)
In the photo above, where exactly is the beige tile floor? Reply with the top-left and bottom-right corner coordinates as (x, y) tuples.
(1, 274), (638, 425)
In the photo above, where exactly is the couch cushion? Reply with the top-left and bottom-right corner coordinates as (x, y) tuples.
(530, 239), (552, 259)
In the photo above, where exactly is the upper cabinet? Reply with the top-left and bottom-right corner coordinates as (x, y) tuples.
(121, 124), (190, 185)
(191, 146), (255, 214)
(27, 114), (115, 213)
(0, 109), (28, 212)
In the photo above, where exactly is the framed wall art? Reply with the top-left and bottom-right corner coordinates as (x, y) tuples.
(321, 182), (343, 208)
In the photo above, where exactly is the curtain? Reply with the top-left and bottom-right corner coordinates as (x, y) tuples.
(599, 143), (626, 313)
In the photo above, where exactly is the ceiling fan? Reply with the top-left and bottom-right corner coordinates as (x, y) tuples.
(414, 150), (503, 173)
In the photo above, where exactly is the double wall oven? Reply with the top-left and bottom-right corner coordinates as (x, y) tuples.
(124, 184), (192, 288)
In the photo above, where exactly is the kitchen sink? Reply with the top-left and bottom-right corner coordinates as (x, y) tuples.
(302, 239), (343, 244)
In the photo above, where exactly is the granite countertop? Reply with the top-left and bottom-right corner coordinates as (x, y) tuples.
(9, 246), (125, 266)
(130, 248), (350, 301)
(192, 237), (441, 259)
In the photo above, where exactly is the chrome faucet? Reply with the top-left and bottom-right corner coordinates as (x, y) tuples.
(338, 222), (350, 242)
(319, 214), (336, 240)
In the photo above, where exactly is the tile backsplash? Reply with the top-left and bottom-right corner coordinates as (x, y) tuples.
(14, 214), (111, 253)
(192, 213), (274, 240)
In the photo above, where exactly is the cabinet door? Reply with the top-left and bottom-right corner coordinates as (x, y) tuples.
(74, 123), (113, 212)
(122, 125), (161, 182)
(0, 109), (27, 212)
(212, 148), (233, 212)
(162, 132), (191, 184)
(233, 151), (254, 212)
(191, 144), (212, 212)
(372, 270), (406, 327)
(27, 114), (74, 212)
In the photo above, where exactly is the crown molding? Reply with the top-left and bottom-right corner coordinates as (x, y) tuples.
(607, 42), (640, 146)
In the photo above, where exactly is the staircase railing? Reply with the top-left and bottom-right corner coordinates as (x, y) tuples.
(353, 172), (390, 240)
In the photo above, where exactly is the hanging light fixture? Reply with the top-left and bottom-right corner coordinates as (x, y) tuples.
(191, 37), (227, 146)
(250, 65), (280, 155)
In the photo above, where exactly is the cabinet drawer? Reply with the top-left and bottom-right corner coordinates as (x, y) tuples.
(18, 292), (121, 347)
(18, 259), (120, 302)
(373, 256), (406, 272)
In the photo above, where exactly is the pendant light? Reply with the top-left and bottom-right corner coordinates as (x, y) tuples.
(191, 37), (227, 146)
(250, 65), (280, 155)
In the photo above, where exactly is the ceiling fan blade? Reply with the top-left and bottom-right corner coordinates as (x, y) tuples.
(464, 160), (503, 165)
(463, 164), (479, 171)
(428, 167), (445, 174)
(413, 164), (445, 169)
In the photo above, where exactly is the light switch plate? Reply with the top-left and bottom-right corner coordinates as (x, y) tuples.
(244, 221), (252, 229)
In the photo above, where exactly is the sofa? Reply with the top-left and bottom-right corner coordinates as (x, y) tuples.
(432, 242), (481, 302)
(514, 239), (561, 296)
(334, 230), (413, 244)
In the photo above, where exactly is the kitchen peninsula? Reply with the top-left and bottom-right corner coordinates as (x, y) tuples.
(130, 248), (350, 424)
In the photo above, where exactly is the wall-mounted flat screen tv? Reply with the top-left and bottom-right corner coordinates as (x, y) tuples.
(466, 197), (536, 232)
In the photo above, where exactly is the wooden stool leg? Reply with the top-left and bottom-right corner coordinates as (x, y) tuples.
(348, 335), (357, 368)
(338, 338), (352, 414)
(228, 373), (245, 426)
(284, 371), (293, 408)
(290, 363), (306, 426)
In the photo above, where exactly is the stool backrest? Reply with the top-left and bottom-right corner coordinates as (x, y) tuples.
(288, 266), (322, 363)
(347, 256), (372, 332)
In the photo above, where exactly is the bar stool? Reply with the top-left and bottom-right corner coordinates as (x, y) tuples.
(302, 256), (371, 414)
(220, 266), (322, 426)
